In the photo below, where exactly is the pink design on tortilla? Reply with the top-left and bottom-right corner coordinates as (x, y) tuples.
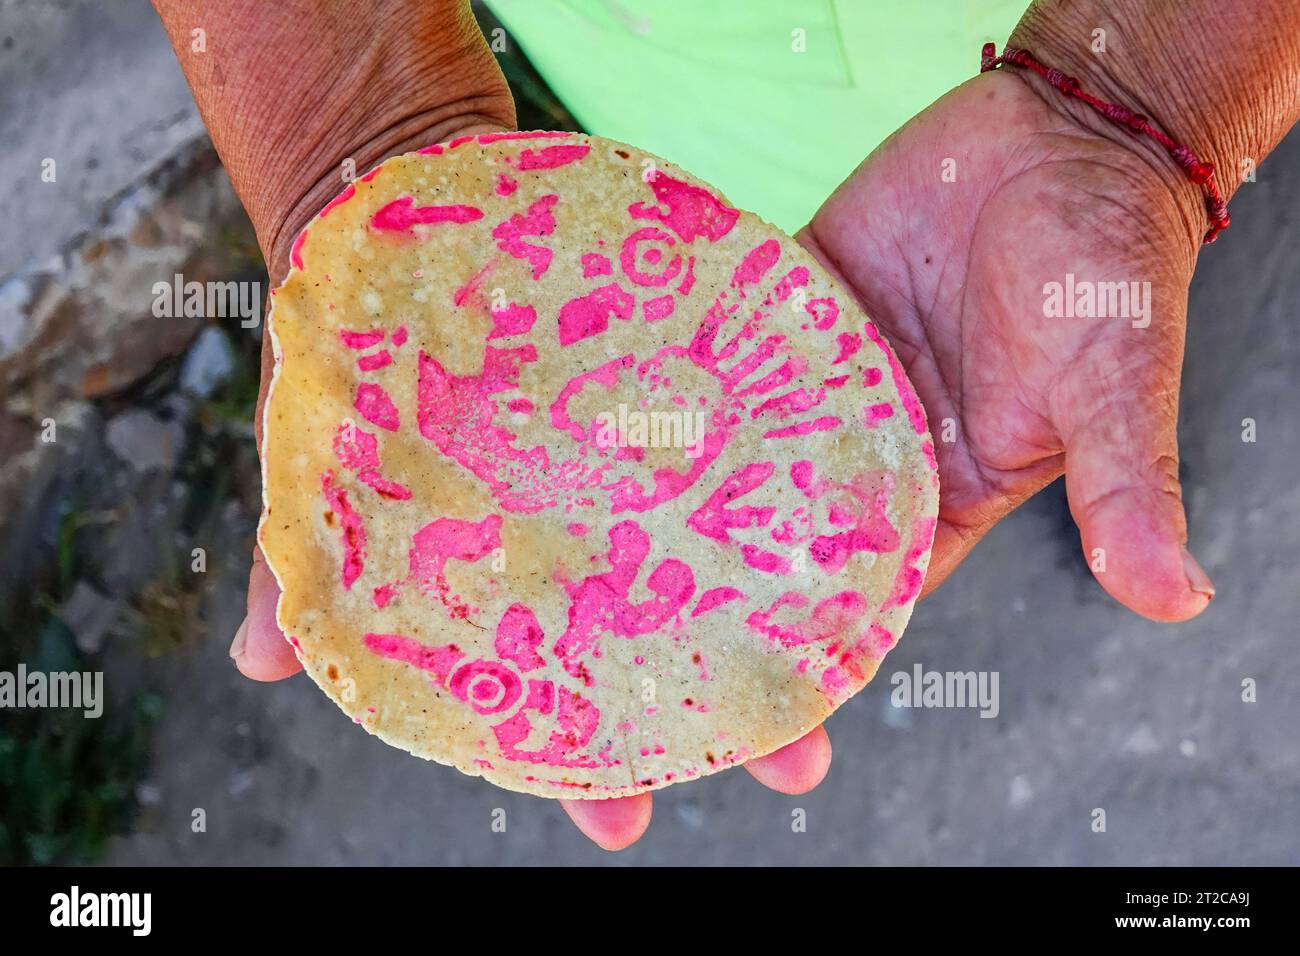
(260, 133), (938, 798)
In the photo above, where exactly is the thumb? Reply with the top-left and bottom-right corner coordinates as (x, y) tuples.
(1055, 338), (1215, 623)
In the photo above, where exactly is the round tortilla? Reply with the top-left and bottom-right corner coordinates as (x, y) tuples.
(259, 131), (939, 798)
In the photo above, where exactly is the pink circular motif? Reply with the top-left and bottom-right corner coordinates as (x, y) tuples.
(620, 227), (683, 287)
(449, 660), (523, 715)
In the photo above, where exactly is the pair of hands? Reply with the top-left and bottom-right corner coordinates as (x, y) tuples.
(158, 0), (1296, 852)
(228, 64), (1215, 850)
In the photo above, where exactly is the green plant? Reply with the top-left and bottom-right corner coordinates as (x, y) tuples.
(0, 504), (163, 865)
(0, 609), (161, 865)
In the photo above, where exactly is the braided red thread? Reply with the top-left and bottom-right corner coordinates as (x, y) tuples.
(981, 42), (1230, 243)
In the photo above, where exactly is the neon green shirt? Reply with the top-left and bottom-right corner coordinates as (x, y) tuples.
(485, 0), (1025, 231)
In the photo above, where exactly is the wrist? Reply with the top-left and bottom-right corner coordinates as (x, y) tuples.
(1005, 14), (1221, 252)
(262, 111), (512, 285)
(154, 0), (515, 284)
(246, 25), (515, 285)
(1007, 0), (1300, 251)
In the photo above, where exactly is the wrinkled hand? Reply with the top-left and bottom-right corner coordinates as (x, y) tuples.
(799, 67), (1216, 621)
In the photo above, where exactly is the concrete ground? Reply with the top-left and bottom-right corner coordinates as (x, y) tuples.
(3, 1), (1296, 866)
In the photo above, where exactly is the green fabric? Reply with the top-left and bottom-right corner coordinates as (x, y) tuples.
(485, 0), (1026, 232)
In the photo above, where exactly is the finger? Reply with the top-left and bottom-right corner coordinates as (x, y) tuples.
(560, 794), (652, 851)
(233, 279), (301, 681)
(1055, 341), (1213, 623)
(231, 545), (302, 681)
(745, 725), (832, 794)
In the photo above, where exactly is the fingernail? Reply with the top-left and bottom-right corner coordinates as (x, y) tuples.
(1181, 547), (1215, 599)
(229, 617), (250, 659)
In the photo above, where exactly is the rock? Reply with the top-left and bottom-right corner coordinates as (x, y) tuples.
(106, 409), (183, 473)
(0, 136), (256, 410)
(0, 0), (204, 279)
(0, 274), (34, 359)
(89, 473), (172, 598)
(0, 399), (103, 608)
(179, 326), (235, 398)
(58, 580), (123, 654)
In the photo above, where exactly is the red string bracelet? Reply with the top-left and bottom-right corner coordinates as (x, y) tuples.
(981, 42), (1230, 243)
